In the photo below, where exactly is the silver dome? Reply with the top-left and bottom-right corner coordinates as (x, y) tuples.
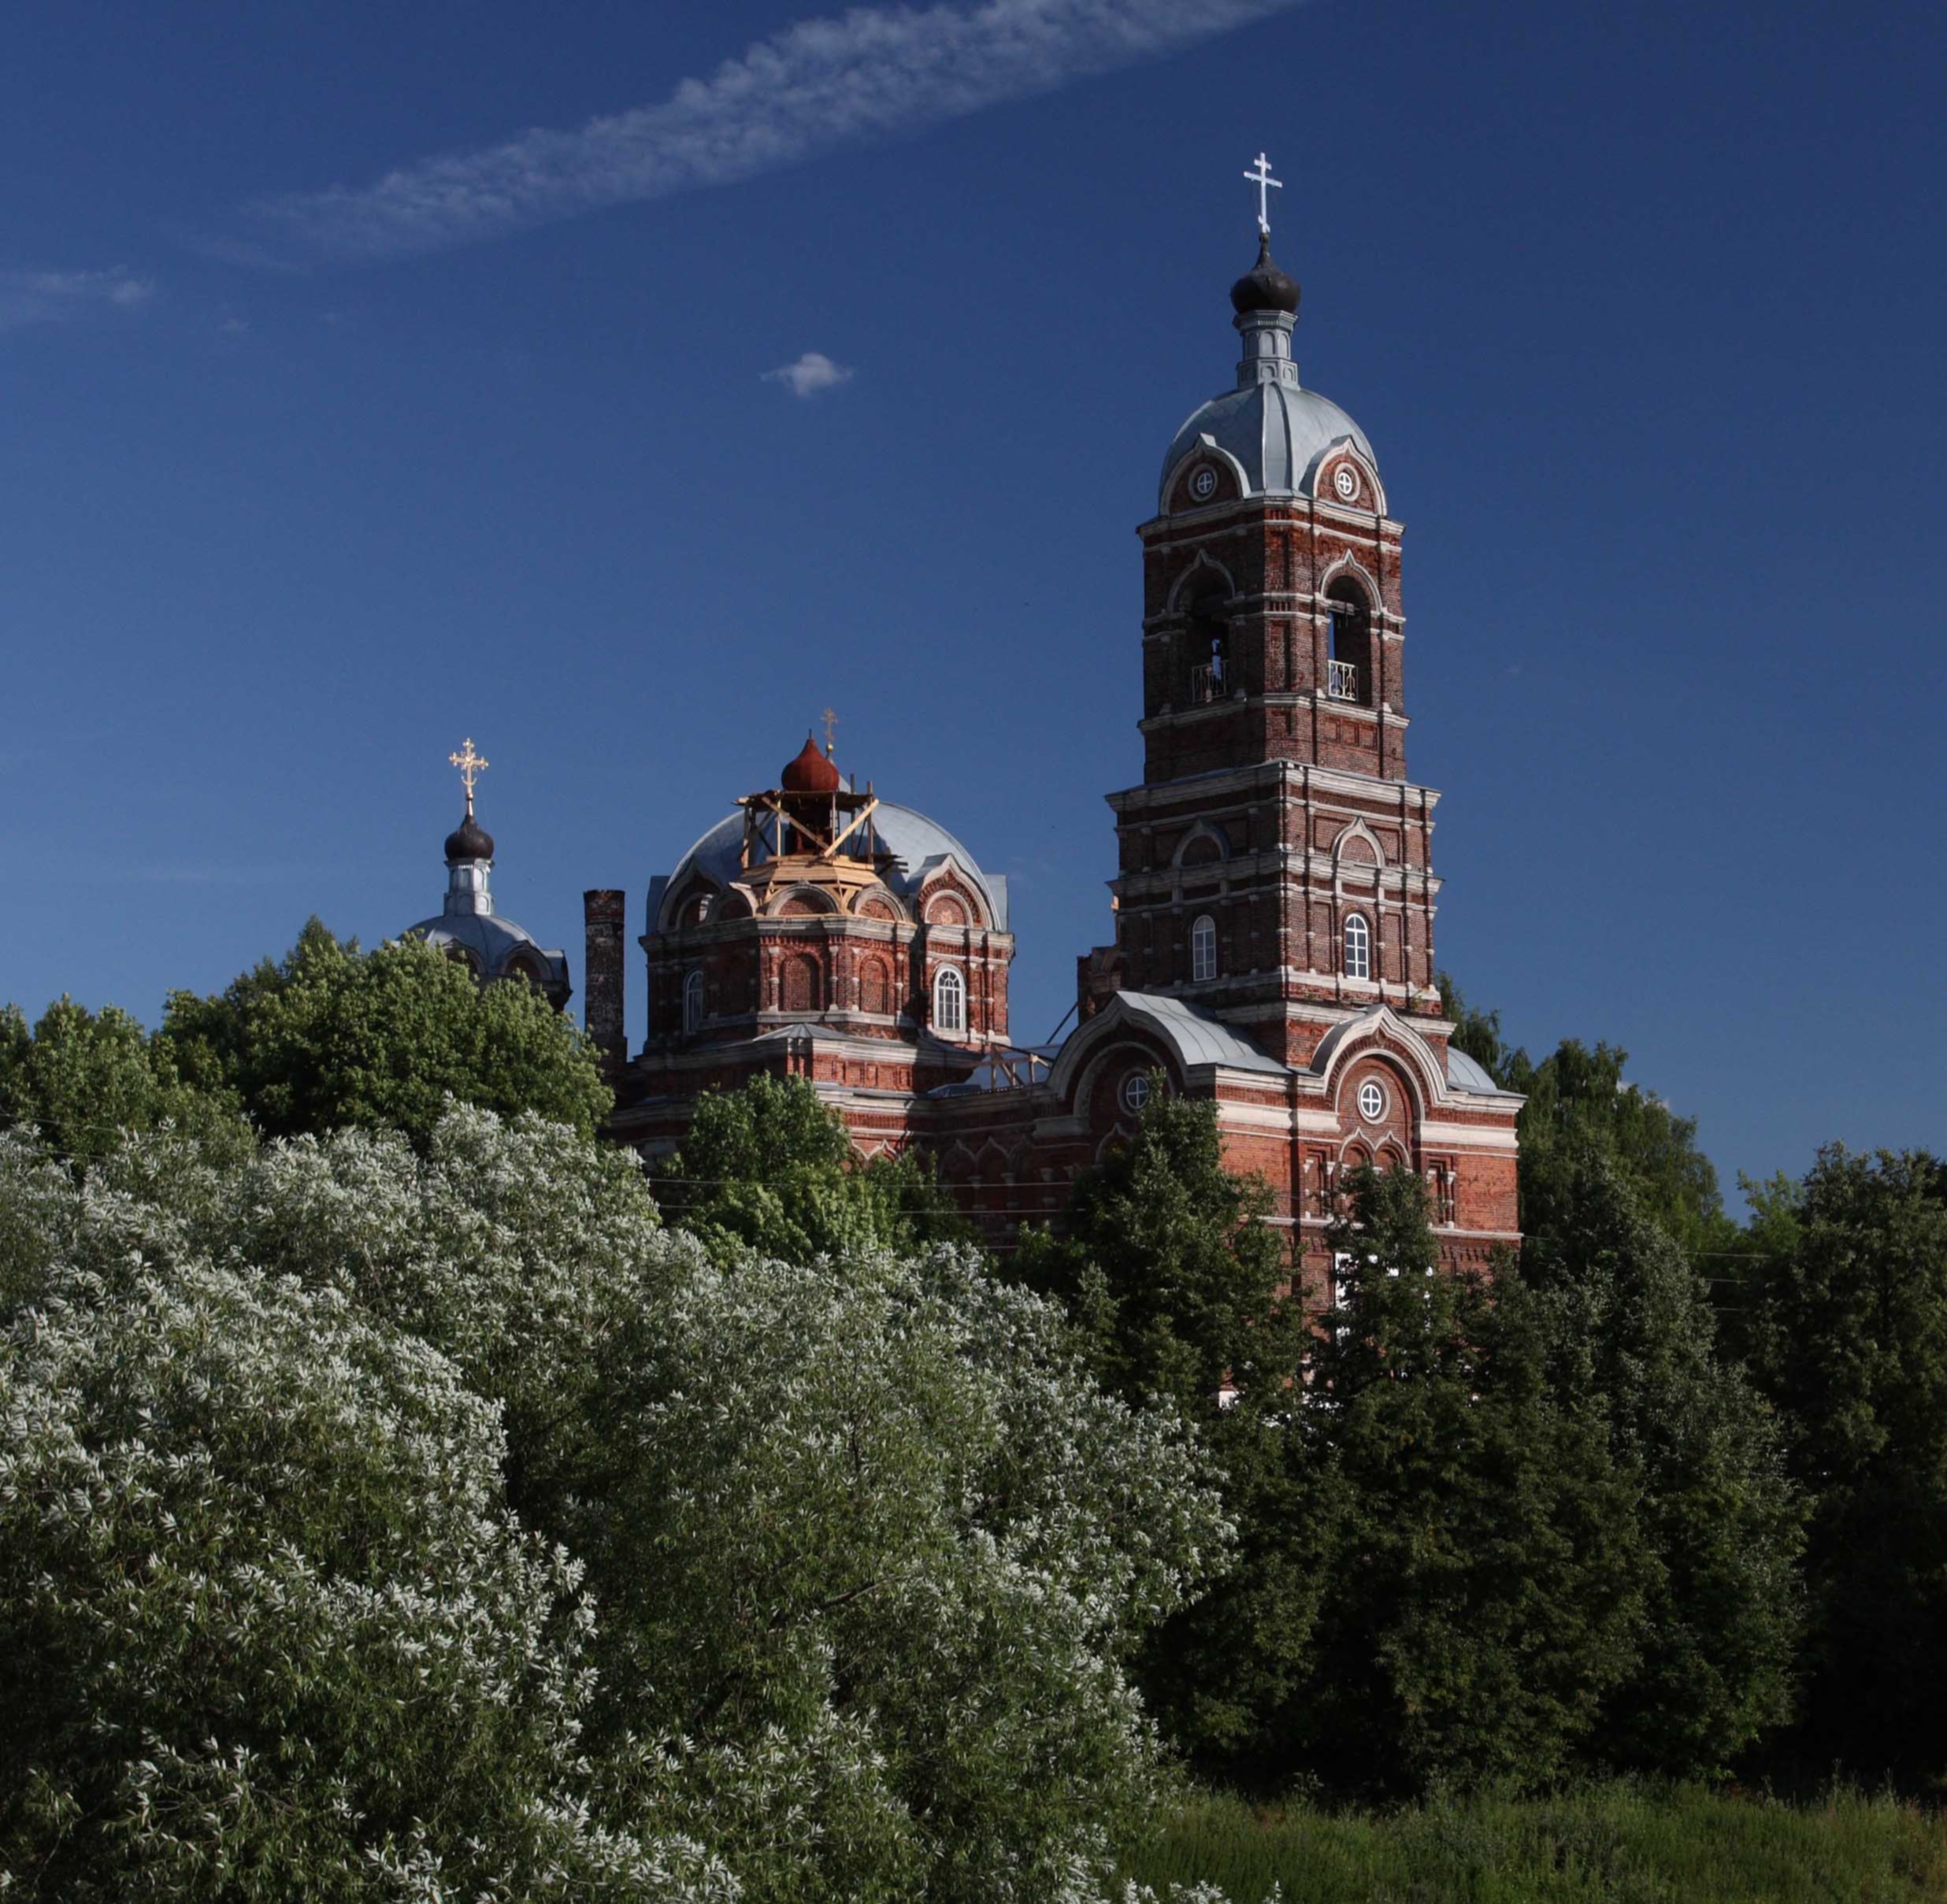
(1161, 381), (1374, 507)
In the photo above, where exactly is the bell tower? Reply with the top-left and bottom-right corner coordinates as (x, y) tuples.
(1084, 224), (1444, 1069)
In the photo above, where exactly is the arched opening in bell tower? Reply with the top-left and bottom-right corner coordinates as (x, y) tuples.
(1325, 578), (1374, 707)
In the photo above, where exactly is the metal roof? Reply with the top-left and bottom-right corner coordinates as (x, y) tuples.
(402, 910), (568, 988)
(1444, 1046), (1504, 1096)
(1110, 991), (1286, 1074)
(660, 798), (1008, 932)
(1162, 381), (1374, 508)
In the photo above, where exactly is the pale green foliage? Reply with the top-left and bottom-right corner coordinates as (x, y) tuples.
(0, 996), (254, 1166)
(160, 920), (611, 1146)
(0, 1109), (1223, 1903)
(0, 1204), (727, 1901)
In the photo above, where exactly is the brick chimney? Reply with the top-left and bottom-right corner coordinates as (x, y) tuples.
(582, 889), (627, 1073)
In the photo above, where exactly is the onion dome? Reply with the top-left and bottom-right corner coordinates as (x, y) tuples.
(781, 732), (841, 795)
(1229, 231), (1300, 316)
(444, 812), (495, 863)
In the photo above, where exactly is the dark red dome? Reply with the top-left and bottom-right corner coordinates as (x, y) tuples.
(781, 732), (841, 795)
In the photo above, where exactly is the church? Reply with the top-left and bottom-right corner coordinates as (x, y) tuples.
(431, 199), (1523, 1297)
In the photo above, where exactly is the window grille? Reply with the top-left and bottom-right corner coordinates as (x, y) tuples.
(934, 965), (966, 1035)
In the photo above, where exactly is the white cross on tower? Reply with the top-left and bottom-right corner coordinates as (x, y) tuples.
(1243, 151), (1282, 235)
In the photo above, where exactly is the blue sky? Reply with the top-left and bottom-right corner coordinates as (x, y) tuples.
(4, 0), (1941, 1196)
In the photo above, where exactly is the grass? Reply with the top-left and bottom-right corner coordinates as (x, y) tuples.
(1120, 1784), (1947, 1902)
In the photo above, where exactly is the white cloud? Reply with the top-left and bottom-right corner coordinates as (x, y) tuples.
(246, 0), (1306, 261)
(0, 268), (154, 334)
(764, 350), (852, 398)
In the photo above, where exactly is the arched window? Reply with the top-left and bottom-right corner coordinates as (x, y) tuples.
(933, 965), (966, 1035)
(1344, 913), (1371, 981)
(682, 969), (705, 1032)
(1190, 913), (1218, 983)
(1325, 578), (1373, 706)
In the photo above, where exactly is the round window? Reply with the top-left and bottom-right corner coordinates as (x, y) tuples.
(1120, 1072), (1153, 1115)
(1333, 465), (1359, 501)
(1357, 1079), (1387, 1123)
(1189, 465), (1218, 501)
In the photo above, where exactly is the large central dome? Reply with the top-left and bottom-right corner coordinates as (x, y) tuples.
(1158, 232), (1378, 512)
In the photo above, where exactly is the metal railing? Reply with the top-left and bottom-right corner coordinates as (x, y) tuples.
(1189, 663), (1224, 705)
(1326, 658), (1359, 702)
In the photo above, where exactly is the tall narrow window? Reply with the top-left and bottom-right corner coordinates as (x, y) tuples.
(1191, 913), (1218, 983)
(682, 969), (705, 1032)
(933, 965), (966, 1035)
(1344, 913), (1371, 980)
(1325, 578), (1373, 706)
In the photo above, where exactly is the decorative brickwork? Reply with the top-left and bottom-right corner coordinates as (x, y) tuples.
(595, 238), (1521, 1294)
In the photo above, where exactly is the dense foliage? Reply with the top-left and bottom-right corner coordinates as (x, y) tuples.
(655, 1072), (969, 1264)
(1437, 976), (1737, 1262)
(1014, 1083), (1318, 1773)
(1024, 1080), (1801, 1797)
(0, 997), (253, 1165)
(0, 1107), (1223, 1902)
(159, 919), (611, 1144)
(1741, 1146), (1947, 1782)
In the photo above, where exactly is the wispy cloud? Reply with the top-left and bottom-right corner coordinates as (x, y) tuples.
(765, 350), (852, 398)
(245, 0), (1305, 262)
(0, 268), (154, 334)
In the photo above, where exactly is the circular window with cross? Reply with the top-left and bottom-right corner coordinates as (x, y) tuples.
(1356, 1078), (1388, 1124)
(1120, 1071), (1155, 1117)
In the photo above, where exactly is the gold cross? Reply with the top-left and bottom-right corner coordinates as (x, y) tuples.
(821, 706), (839, 754)
(449, 737), (489, 814)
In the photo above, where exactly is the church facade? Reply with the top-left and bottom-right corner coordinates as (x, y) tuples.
(584, 229), (1521, 1295)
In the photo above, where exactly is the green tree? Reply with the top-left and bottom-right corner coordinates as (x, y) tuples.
(1436, 974), (1737, 1265)
(0, 1159), (725, 1902)
(1291, 1166), (1649, 1796)
(656, 1073), (968, 1265)
(1743, 1146), (1947, 1781)
(1519, 1148), (1802, 1777)
(0, 997), (250, 1165)
(1014, 1085), (1322, 1778)
(161, 918), (610, 1145)
(1436, 971), (1518, 1087)
(1508, 1039), (1737, 1263)
(2, 1111), (1224, 1903)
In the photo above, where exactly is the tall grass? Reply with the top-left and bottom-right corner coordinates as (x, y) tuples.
(1122, 1784), (1947, 1902)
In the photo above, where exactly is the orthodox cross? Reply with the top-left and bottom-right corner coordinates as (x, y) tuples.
(449, 737), (489, 816)
(821, 706), (839, 754)
(1243, 151), (1282, 235)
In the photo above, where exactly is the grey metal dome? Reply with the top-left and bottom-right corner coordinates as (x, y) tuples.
(1159, 238), (1378, 512)
(1162, 382), (1374, 506)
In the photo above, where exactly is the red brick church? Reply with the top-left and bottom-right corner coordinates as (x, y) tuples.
(580, 220), (1521, 1290)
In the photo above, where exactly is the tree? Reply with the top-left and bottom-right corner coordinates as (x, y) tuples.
(0, 1156), (725, 1902)
(1743, 1146), (1947, 1781)
(656, 1073), (969, 1265)
(1435, 974), (1737, 1265)
(0, 996), (251, 1166)
(1436, 972), (1518, 1087)
(1013, 1084), (1319, 1778)
(160, 919), (610, 1145)
(1518, 1147), (1802, 1777)
(1285, 1165), (1648, 1795)
(2, 1110), (1225, 1903)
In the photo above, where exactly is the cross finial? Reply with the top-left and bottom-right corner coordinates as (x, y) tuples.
(449, 737), (489, 816)
(1243, 151), (1282, 235)
(820, 706), (839, 756)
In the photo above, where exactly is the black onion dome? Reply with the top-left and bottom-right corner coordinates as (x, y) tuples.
(444, 812), (495, 862)
(1229, 232), (1300, 316)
